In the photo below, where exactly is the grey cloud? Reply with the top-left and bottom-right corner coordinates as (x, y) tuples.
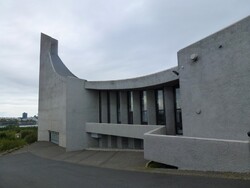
(1, 0), (250, 116)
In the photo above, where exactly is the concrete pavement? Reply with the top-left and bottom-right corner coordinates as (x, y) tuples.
(9, 141), (148, 171)
(3, 141), (250, 180)
(2, 152), (250, 188)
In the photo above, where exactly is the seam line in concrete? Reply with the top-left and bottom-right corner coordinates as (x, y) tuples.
(99, 151), (119, 166)
(77, 151), (99, 163)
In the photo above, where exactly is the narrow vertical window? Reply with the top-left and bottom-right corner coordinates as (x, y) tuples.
(107, 91), (110, 123)
(140, 91), (148, 124)
(128, 91), (133, 124)
(156, 89), (166, 125)
(99, 91), (102, 123)
(174, 87), (183, 135)
(117, 91), (121, 124)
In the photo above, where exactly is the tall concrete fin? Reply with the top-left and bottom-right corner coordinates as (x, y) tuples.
(40, 33), (76, 78)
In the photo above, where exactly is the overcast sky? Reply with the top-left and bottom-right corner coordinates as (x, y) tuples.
(0, 0), (249, 117)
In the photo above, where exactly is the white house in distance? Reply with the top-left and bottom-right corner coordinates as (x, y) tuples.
(38, 16), (250, 172)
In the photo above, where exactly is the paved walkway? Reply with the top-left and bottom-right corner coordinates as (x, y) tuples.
(2, 152), (250, 188)
(9, 141), (148, 171)
(4, 141), (250, 180)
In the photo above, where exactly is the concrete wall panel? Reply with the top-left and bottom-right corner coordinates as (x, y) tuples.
(38, 34), (67, 147)
(120, 91), (128, 124)
(133, 91), (141, 124)
(164, 87), (176, 135)
(178, 16), (250, 141)
(144, 127), (250, 172)
(147, 90), (156, 125)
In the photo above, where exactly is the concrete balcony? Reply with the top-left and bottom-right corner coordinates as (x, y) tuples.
(144, 126), (250, 172)
(86, 122), (163, 139)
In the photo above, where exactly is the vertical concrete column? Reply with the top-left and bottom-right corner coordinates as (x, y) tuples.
(120, 91), (128, 124)
(109, 91), (117, 123)
(147, 90), (156, 125)
(133, 91), (141, 124)
(100, 135), (108, 148)
(128, 138), (135, 149)
(117, 137), (123, 149)
(101, 91), (108, 123)
(164, 87), (176, 135)
(87, 133), (99, 148)
(111, 136), (117, 148)
(99, 137), (102, 148)
(108, 135), (112, 148)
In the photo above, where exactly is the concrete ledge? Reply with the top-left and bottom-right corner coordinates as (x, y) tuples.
(86, 122), (163, 139)
(144, 127), (250, 172)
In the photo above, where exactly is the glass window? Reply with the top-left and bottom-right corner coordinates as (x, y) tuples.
(156, 89), (166, 125)
(140, 91), (148, 124)
(107, 91), (110, 123)
(50, 131), (59, 145)
(128, 91), (133, 124)
(175, 87), (183, 135)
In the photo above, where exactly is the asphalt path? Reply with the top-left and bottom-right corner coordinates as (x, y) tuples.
(0, 153), (249, 188)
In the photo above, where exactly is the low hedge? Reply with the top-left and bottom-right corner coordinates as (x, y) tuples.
(0, 127), (38, 152)
(20, 130), (34, 139)
(0, 139), (26, 152)
(24, 132), (37, 144)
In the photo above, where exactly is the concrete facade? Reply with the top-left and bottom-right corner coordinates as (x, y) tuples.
(38, 16), (250, 172)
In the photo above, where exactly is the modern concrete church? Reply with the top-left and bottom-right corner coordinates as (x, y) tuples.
(38, 16), (250, 172)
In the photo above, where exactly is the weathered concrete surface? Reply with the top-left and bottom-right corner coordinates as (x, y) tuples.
(144, 127), (250, 172)
(1, 142), (250, 188)
(38, 16), (250, 172)
(38, 34), (99, 151)
(65, 77), (99, 151)
(2, 152), (250, 188)
(178, 16), (250, 141)
(38, 34), (69, 147)
(9, 142), (148, 170)
(86, 122), (163, 139)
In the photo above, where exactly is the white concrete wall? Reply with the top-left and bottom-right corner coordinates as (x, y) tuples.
(178, 16), (250, 141)
(38, 34), (99, 151)
(144, 127), (250, 172)
(66, 77), (99, 151)
(38, 34), (68, 147)
(39, 16), (250, 171)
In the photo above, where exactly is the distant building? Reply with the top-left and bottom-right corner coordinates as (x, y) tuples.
(38, 16), (250, 172)
(22, 112), (28, 119)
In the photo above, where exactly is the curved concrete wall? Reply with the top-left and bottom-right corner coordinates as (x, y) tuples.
(38, 34), (68, 147)
(38, 34), (99, 151)
(85, 67), (179, 90)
